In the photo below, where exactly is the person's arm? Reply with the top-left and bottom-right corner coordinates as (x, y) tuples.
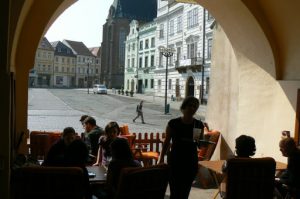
(93, 145), (103, 166)
(158, 125), (171, 164)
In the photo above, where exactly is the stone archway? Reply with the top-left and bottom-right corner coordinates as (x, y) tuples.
(186, 76), (195, 97)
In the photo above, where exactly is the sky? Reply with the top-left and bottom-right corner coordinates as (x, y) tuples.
(45, 0), (114, 48)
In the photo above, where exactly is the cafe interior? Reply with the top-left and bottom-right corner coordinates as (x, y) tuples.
(1, 0), (300, 198)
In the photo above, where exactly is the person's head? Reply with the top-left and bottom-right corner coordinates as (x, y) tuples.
(79, 115), (89, 125)
(279, 138), (297, 157)
(235, 135), (256, 157)
(105, 121), (120, 139)
(62, 127), (76, 146)
(110, 138), (133, 161)
(83, 116), (96, 132)
(180, 96), (200, 116)
(140, 100), (144, 105)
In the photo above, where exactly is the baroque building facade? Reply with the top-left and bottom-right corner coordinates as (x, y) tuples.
(124, 20), (157, 94)
(154, 0), (214, 103)
(51, 41), (77, 87)
(29, 37), (55, 87)
(63, 40), (99, 87)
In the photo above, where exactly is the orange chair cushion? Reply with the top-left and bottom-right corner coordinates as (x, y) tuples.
(141, 151), (159, 160)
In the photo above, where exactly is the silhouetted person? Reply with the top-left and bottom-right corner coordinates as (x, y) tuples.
(133, 100), (145, 124)
(158, 96), (204, 199)
(43, 127), (77, 166)
(276, 138), (300, 198)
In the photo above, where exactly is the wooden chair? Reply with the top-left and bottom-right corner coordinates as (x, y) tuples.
(222, 157), (276, 199)
(198, 130), (220, 161)
(11, 166), (86, 199)
(196, 130), (220, 188)
(114, 164), (170, 199)
(132, 132), (165, 166)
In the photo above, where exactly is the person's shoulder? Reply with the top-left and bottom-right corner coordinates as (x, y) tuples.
(168, 117), (181, 126)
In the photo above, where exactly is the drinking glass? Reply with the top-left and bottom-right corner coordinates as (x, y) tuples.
(37, 155), (44, 165)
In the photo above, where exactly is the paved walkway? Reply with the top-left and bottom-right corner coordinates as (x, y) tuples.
(107, 89), (207, 120)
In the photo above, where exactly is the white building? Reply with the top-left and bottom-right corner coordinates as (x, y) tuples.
(124, 20), (157, 94)
(155, 0), (214, 103)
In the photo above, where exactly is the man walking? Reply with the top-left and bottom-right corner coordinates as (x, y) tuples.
(133, 100), (145, 124)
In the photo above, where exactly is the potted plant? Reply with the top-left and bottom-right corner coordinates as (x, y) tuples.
(118, 89), (121, 94)
(130, 90), (134, 97)
(121, 89), (124, 95)
(125, 90), (129, 96)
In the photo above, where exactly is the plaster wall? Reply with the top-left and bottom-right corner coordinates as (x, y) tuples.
(206, 24), (300, 163)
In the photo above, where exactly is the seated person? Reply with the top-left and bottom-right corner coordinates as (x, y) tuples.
(276, 138), (300, 198)
(93, 121), (121, 167)
(83, 116), (104, 157)
(222, 135), (256, 171)
(221, 135), (256, 196)
(106, 138), (141, 198)
(43, 127), (76, 166)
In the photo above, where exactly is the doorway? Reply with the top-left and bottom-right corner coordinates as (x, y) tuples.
(186, 76), (194, 97)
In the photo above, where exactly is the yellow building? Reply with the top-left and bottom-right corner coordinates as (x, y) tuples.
(1, 0), (300, 198)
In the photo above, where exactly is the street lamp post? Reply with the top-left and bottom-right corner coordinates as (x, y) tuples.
(158, 46), (175, 114)
(86, 60), (92, 94)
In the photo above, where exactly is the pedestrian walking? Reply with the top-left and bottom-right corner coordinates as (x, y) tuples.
(133, 100), (145, 124)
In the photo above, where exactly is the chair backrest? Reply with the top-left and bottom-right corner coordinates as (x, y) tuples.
(30, 133), (51, 159)
(11, 166), (86, 199)
(114, 164), (169, 199)
(225, 157), (276, 199)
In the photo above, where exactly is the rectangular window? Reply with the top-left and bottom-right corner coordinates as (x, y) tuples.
(145, 56), (148, 67)
(151, 37), (155, 47)
(139, 57), (143, 68)
(48, 65), (51, 71)
(158, 79), (161, 92)
(168, 79), (172, 90)
(127, 59), (130, 67)
(145, 39), (149, 49)
(159, 24), (164, 39)
(187, 43), (197, 59)
(187, 8), (198, 29)
(62, 58), (65, 63)
(207, 38), (212, 59)
(145, 79), (148, 88)
(62, 67), (64, 72)
(169, 19), (174, 36)
(56, 76), (63, 85)
(140, 41), (143, 50)
(177, 16), (182, 32)
(128, 44), (130, 52)
(132, 43), (135, 50)
(132, 58), (135, 67)
(55, 66), (58, 72)
(56, 57), (58, 62)
(151, 55), (154, 67)
(159, 53), (163, 67)
(151, 79), (154, 88)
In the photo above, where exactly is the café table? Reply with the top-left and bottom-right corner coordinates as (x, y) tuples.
(199, 160), (287, 199)
(86, 165), (107, 183)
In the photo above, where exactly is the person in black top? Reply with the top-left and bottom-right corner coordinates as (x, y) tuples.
(83, 116), (104, 157)
(158, 96), (204, 199)
(93, 121), (121, 167)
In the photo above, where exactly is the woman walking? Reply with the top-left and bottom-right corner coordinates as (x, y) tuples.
(158, 96), (204, 199)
